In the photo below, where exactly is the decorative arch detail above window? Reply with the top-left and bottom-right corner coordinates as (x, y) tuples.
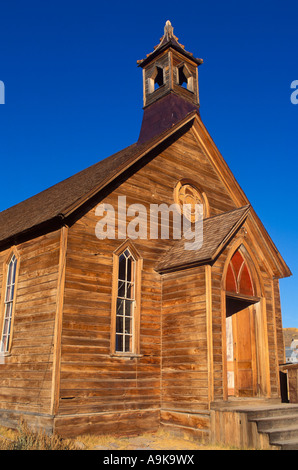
(225, 248), (255, 297)
(0, 250), (19, 354)
(111, 241), (143, 356)
(174, 179), (210, 220)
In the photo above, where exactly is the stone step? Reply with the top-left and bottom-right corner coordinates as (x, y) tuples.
(249, 413), (298, 432)
(265, 425), (298, 443)
(211, 401), (298, 450)
(270, 438), (298, 451)
(249, 410), (298, 450)
(247, 405), (298, 420)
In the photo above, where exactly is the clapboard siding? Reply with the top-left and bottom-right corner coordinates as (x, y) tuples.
(0, 230), (60, 414)
(56, 128), (236, 432)
(161, 266), (209, 413)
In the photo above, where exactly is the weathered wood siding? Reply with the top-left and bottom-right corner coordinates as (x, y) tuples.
(0, 230), (61, 416)
(160, 267), (212, 439)
(56, 128), (237, 435)
(161, 267), (208, 410)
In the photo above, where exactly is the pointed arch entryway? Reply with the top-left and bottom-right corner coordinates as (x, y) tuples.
(222, 241), (270, 400)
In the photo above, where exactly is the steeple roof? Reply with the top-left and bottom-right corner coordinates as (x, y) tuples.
(137, 20), (203, 68)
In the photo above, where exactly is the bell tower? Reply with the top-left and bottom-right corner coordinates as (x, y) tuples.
(137, 21), (203, 108)
(137, 21), (203, 144)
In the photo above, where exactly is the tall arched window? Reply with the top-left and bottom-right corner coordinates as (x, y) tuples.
(1, 253), (18, 353)
(116, 249), (135, 353)
(111, 242), (142, 356)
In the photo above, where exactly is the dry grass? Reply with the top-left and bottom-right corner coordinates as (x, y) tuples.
(77, 429), (196, 450)
(0, 422), (239, 450)
(73, 428), (238, 451)
(0, 420), (79, 450)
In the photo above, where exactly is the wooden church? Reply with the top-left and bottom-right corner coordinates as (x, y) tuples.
(0, 21), (292, 441)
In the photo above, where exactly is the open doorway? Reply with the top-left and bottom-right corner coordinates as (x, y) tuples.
(224, 248), (260, 397)
(226, 295), (259, 397)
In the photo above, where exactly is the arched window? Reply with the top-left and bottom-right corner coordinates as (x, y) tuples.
(1, 253), (18, 353)
(116, 249), (135, 353)
(225, 249), (254, 297)
(111, 242), (142, 355)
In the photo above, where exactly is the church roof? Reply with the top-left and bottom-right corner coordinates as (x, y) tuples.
(155, 205), (251, 273)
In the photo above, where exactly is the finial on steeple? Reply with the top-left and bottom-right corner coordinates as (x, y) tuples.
(164, 20), (174, 40)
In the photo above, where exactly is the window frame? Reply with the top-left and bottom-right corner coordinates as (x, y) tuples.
(0, 249), (20, 355)
(110, 241), (142, 357)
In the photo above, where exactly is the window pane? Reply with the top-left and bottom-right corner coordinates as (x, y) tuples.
(116, 334), (123, 352)
(5, 286), (13, 302)
(116, 315), (123, 334)
(126, 283), (133, 299)
(127, 257), (132, 282)
(125, 299), (133, 317)
(7, 264), (13, 286)
(118, 254), (126, 281)
(118, 280), (125, 298)
(11, 260), (17, 285)
(3, 319), (10, 336)
(4, 302), (12, 320)
(125, 335), (132, 352)
(117, 298), (124, 315)
(125, 317), (132, 335)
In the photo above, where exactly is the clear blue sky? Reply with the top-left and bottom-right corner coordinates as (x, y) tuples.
(0, 0), (297, 327)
